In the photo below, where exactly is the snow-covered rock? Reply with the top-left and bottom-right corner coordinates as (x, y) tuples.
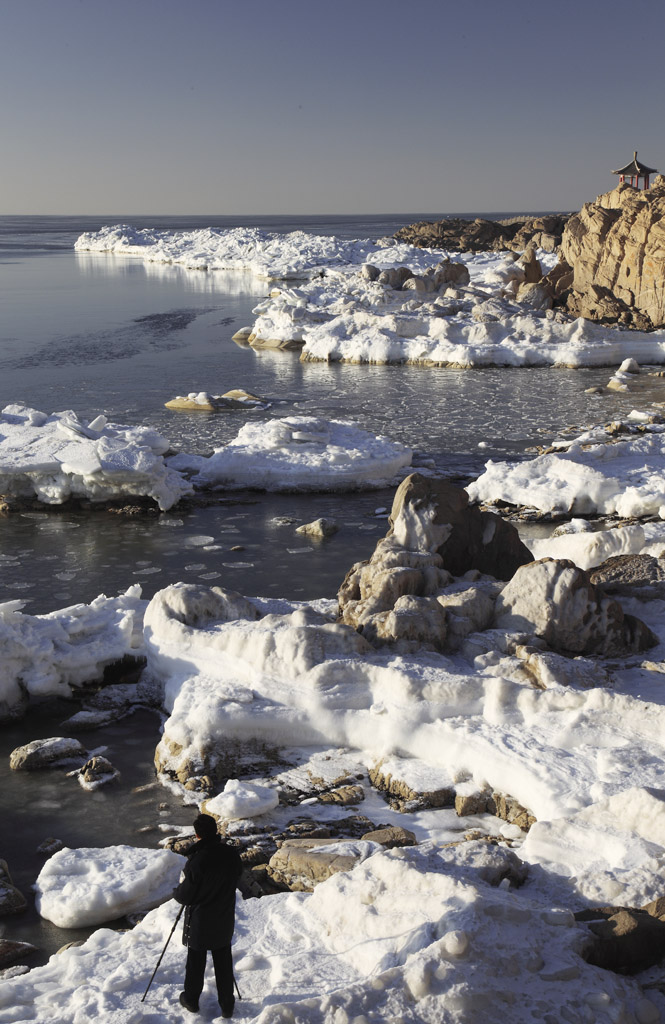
(9, 737), (87, 771)
(35, 845), (184, 928)
(203, 779), (279, 821)
(469, 419), (665, 518)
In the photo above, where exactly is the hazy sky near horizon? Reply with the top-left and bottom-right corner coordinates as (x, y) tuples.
(1, 0), (663, 215)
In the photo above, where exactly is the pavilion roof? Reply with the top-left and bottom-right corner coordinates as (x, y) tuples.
(612, 151), (658, 176)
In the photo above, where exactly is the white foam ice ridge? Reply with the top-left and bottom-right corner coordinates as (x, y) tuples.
(75, 225), (665, 368)
(34, 845), (184, 928)
(167, 416), (413, 491)
(0, 586), (145, 719)
(469, 416), (665, 518)
(0, 405), (192, 512)
(74, 224), (437, 280)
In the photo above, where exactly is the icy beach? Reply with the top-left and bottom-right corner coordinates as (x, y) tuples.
(4, 216), (665, 1024)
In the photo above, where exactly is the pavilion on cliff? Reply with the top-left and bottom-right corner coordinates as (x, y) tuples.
(611, 151), (658, 189)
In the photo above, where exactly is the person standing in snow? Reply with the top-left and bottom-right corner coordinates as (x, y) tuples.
(173, 813), (243, 1018)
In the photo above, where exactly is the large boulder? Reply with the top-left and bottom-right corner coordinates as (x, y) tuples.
(338, 474), (531, 649)
(266, 839), (376, 892)
(494, 558), (657, 657)
(9, 737), (88, 771)
(559, 180), (665, 328)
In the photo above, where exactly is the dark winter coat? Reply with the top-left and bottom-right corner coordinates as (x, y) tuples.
(173, 835), (243, 951)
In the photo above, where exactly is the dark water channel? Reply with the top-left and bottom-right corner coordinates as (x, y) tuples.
(0, 703), (193, 968)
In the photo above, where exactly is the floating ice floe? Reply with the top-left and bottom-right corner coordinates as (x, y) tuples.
(0, 586), (145, 719)
(468, 417), (665, 517)
(167, 416), (413, 491)
(35, 845), (184, 928)
(0, 405), (192, 511)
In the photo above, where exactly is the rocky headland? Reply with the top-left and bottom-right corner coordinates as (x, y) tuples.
(395, 177), (665, 333)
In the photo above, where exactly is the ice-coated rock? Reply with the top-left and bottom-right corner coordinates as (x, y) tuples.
(9, 737), (88, 771)
(493, 558), (657, 657)
(67, 755), (120, 791)
(338, 473), (530, 648)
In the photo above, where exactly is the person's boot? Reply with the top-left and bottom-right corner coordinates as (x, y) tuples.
(220, 994), (235, 1019)
(179, 991), (200, 1013)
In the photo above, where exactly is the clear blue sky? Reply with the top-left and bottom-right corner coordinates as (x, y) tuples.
(1, 0), (662, 215)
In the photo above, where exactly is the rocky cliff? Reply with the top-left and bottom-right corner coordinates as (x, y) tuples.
(394, 214), (570, 254)
(559, 179), (665, 329)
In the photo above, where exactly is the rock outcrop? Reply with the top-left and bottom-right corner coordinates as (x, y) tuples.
(394, 215), (569, 254)
(559, 179), (665, 328)
(494, 558), (657, 657)
(338, 474), (533, 650)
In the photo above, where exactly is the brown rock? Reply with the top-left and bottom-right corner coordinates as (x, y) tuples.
(583, 908), (665, 974)
(0, 939), (37, 967)
(559, 181), (665, 328)
(494, 558), (657, 657)
(361, 826), (417, 848)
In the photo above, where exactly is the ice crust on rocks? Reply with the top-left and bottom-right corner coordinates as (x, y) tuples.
(469, 418), (665, 518)
(34, 846), (184, 928)
(0, 405), (191, 511)
(0, 586), (145, 719)
(168, 416), (413, 492)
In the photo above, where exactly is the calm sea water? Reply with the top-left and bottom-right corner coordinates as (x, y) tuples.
(0, 213), (645, 613)
(0, 213), (652, 967)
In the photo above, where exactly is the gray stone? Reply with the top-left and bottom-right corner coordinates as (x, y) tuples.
(9, 737), (88, 771)
(0, 861), (27, 916)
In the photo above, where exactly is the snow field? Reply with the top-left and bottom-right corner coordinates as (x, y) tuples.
(0, 844), (656, 1024)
